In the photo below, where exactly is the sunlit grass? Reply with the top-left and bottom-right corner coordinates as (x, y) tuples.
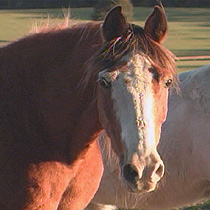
(0, 8), (91, 42)
(0, 7), (209, 73)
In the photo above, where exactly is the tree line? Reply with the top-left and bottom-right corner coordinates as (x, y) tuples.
(0, 0), (210, 9)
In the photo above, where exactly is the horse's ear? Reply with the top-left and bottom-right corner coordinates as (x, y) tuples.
(102, 6), (127, 42)
(144, 2), (167, 43)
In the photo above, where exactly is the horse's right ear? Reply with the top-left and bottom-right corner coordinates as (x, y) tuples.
(101, 6), (127, 42)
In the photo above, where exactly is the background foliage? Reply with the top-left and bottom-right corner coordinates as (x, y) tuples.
(0, 0), (210, 9)
(91, 0), (133, 20)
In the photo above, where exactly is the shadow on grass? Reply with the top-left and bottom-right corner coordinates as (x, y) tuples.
(0, 40), (9, 43)
(16, 15), (64, 20)
(133, 7), (210, 23)
(172, 49), (210, 57)
(177, 65), (204, 69)
(8, 8), (93, 20)
(165, 8), (210, 23)
(118, 200), (210, 210)
(181, 200), (210, 210)
(196, 23), (210, 27)
(189, 37), (210, 40)
(4, 7), (210, 24)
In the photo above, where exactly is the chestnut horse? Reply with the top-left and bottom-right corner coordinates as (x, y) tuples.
(87, 65), (210, 210)
(0, 4), (176, 210)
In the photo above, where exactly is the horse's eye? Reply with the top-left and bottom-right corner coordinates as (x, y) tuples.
(98, 78), (111, 88)
(164, 79), (173, 88)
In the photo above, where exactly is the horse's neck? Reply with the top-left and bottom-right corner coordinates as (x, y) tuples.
(0, 23), (103, 164)
(69, 100), (103, 164)
(62, 24), (104, 163)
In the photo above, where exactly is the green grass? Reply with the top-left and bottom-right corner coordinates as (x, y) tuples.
(181, 200), (210, 210)
(0, 7), (210, 209)
(0, 7), (210, 73)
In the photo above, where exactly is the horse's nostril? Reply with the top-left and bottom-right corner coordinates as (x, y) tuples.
(123, 164), (139, 184)
(155, 163), (164, 178)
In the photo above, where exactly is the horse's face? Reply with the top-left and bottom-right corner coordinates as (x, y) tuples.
(96, 4), (176, 193)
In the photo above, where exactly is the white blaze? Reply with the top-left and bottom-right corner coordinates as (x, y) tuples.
(111, 54), (156, 161)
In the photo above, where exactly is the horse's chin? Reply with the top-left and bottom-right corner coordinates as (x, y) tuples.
(121, 177), (158, 194)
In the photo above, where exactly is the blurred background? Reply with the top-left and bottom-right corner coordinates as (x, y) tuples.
(0, 0), (210, 9)
(0, 0), (210, 74)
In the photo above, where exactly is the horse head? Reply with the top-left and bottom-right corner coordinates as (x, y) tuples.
(90, 3), (177, 193)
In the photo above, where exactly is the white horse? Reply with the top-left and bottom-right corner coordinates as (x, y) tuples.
(86, 65), (210, 210)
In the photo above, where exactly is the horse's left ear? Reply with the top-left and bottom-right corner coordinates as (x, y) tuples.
(144, 2), (167, 43)
(102, 6), (127, 42)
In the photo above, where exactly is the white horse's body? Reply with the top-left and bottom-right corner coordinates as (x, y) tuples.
(86, 65), (210, 210)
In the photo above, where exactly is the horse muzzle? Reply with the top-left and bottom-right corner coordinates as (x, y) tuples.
(121, 154), (165, 193)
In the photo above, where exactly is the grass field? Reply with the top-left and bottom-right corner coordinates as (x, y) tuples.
(0, 6), (210, 210)
(0, 7), (210, 73)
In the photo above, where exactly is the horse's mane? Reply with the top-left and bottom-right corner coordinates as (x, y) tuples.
(82, 23), (178, 90)
(98, 132), (119, 170)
